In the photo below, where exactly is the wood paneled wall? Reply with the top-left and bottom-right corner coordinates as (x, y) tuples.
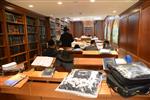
(119, 0), (150, 65)
(72, 21), (83, 38)
(94, 20), (104, 40)
(71, 20), (104, 39)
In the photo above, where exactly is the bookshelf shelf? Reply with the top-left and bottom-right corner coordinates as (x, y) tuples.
(10, 43), (25, 47)
(11, 51), (26, 57)
(7, 21), (24, 25)
(29, 49), (38, 52)
(8, 33), (24, 35)
(0, 45), (5, 48)
(0, 57), (7, 60)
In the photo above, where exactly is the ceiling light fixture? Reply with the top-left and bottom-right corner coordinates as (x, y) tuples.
(90, 0), (95, 3)
(113, 10), (117, 13)
(28, 5), (34, 8)
(57, 1), (63, 5)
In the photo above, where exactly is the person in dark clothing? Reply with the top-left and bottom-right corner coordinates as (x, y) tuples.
(42, 39), (57, 57)
(103, 40), (111, 49)
(60, 26), (74, 47)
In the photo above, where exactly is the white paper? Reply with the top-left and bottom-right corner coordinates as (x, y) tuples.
(115, 58), (127, 65)
(99, 49), (110, 54)
(31, 56), (54, 67)
(56, 69), (102, 98)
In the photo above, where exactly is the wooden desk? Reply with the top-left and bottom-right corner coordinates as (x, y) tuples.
(74, 58), (103, 70)
(0, 80), (150, 100)
(23, 71), (68, 82)
(82, 50), (118, 58)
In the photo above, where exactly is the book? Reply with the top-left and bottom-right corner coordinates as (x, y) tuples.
(56, 69), (102, 98)
(31, 56), (54, 67)
(4, 74), (26, 87)
(41, 68), (54, 77)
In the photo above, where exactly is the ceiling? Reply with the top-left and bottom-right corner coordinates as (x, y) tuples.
(6, 0), (138, 20)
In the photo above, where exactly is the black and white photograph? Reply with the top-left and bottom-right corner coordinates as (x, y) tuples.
(56, 69), (102, 98)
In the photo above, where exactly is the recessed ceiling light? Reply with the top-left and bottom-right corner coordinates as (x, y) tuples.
(113, 10), (117, 13)
(57, 1), (63, 5)
(28, 5), (34, 8)
(90, 0), (95, 3)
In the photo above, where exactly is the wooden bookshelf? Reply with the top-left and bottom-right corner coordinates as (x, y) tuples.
(0, 9), (8, 66)
(26, 16), (39, 63)
(39, 19), (47, 53)
(5, 11), (27, 65)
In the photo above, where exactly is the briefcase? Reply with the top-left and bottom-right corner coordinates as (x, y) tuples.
(107, 74), (150, 97)
(107, 62), (150, 86)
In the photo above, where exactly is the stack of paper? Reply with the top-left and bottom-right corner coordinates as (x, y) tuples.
(31, 56), (54, 67)
(2, 62), (17, 71)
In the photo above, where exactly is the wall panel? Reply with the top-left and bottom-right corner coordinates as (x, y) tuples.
(139, 6), (150, 62)
(127, 12), (139, 55)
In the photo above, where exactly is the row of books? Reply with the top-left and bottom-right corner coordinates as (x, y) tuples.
(0, 36), (3, 45)
(39, 27), (45, 35)
(8, 36), (24, 45)
(0, 48), (5, 58)
(6, 12), (23, 23)
(11, 54), (26, 63)
(27, 17), (36, 25)
(29, 43), (37, 50)
(28, 35), (36, 43)
(29, 50), (38, 58)
(7, 24), (24, 34)
(27, 26), (36, 33)
(10, 45), (25, 55)
(40, 20), (45, 26)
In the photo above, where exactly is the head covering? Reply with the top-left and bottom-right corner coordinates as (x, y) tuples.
(63, 26), (69, 32)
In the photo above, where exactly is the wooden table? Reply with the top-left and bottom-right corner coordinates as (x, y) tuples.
(82, 50), (118, 58)
(23, 71), (68, 82)
(0, 80), (150, 100)
(74, 58), (103, 70)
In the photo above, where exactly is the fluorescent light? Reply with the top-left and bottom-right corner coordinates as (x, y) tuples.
(57, 1), (63, 5)
(28, 5), (34, 8)
(90, 0), (95, 3)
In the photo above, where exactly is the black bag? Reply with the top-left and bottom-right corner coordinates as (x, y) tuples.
(107, 62), (150, 86)
(55, 50), (74, 72)
(107, 74), (150, 97)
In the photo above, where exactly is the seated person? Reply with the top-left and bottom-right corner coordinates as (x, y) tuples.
(103, 40), (112, 49)
(84, 40), (98, 50)
(73, 44), (82, 51)
(42, 39), (57, 57)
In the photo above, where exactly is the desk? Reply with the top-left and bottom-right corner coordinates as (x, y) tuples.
(0, 80), (150, 100)
(74, 58), (103, 70)
(82, 50), (118, 58)
(23, 71), (68, 82)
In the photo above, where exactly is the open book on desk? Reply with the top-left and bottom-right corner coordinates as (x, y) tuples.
(31, 56), (54, 67)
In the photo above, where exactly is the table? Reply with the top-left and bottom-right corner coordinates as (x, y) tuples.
(74, 58), (103, 70)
